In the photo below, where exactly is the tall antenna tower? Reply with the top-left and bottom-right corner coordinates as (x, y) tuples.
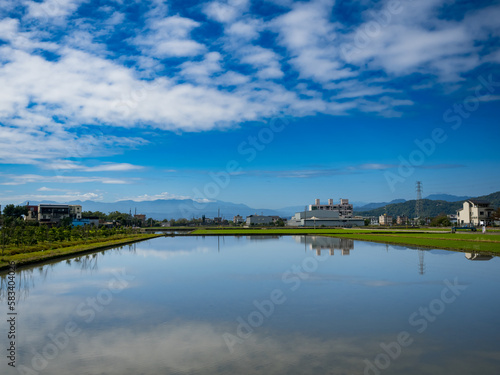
(415, 181), (423, 219)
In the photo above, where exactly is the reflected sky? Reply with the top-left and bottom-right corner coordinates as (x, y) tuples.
(1, 236), (500, 375)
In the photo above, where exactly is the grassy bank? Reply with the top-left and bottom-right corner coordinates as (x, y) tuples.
(322, 233), (500, 253)
(0, 233), (163, 271)
(191, 228), (500, 253)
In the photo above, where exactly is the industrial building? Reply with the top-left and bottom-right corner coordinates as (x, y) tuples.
(246, 215), (274, 226)
(287, 198), (364, 227)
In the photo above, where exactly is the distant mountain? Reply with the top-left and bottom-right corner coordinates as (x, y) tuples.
(356, 199), (406, 211)
(355, 191), (500, 217)
(424, 194), (471, 202)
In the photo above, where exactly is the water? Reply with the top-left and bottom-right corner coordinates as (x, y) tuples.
(1, 235), (500, 375)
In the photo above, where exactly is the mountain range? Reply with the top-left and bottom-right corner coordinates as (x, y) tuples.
(355, 191), (499, 218)
(21, 192), (497, 220)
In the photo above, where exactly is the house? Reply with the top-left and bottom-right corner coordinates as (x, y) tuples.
(457, 199), (495, 226)
(38, 204), (71, 224)
(134, 214), (146, 224)
(369, 217), (380, 226)
(288, 198), (364, 227)
(379, 214), (393, 226)
(233, 215), (244, 224)
(396, 215), (408, 225)
(25, 205), (39, 222)
(447, 214), (458, 224)
(69, 205), (82, 220)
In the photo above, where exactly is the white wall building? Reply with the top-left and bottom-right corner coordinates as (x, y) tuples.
(457, 200), (494, 226)
(379, 215), (393, 226)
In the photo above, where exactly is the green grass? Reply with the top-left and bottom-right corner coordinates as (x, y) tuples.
(0, 233), (163, 270)
(190, 228), (500, 253)
(322, 233), (500, 252)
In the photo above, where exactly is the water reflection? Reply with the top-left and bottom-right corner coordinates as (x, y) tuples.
(0, 243), (139, 301)
(1, 236), (500, 375)
(465, 252), (494, 261)
(293, 235), (354, 256)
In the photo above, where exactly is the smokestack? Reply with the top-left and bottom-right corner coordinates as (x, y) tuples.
(315, 199), (320, 205)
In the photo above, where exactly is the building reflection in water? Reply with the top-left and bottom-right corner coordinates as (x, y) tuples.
(465, 252), (493, 261)
(246, 236), (281, 241)
(293, 235), (354, 256)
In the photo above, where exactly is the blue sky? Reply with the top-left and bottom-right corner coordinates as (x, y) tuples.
(0, 0), (499, 209)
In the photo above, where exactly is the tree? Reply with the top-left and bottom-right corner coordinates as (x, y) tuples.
(430, 215), (451, 227)
(60, 217), (73, 227)
(3, 204), (27, 218)
(275, 218), (285, 227)
(492, 208), (500, 221)
(82, 211), (107, 220)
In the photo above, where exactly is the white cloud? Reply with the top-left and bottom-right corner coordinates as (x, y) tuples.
(179, 52), (223, 85)
(133, 15), (206, 58)
(203, 0), (249, 23)
(122, 192), (211, 203)
(25, 0), (87, 21)
(41, 162), (145, 172)
(273, 0), (355, 83)
(239, 46), (284, 79)
(0, 173), (132, 185)
(0, 0), (497, 172)
(37, 186), (71, 192)
(0, 191), (103, 204)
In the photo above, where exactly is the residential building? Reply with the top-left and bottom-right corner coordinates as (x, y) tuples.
(369, 217), (380, 226)
(69, 205), (82, 220)
(25, 205), (39, 222)
(288, 198), (364, 227)
(396, 215), (408, 225)
(134, 214), (146, 224)
(457, 199), (495, 226)
(447, 214), (458, 224)
(233, 215), (244, 224)
(379, 214), (393, 226)
(246, 215), (274, 226)
(38, 204), (71, 224)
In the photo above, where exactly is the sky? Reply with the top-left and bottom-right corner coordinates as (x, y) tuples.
(0, 0), (499, 209)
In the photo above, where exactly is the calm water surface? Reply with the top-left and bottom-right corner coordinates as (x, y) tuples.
(1, 235), (500, 375)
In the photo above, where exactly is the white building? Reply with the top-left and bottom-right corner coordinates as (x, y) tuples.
(233, 215), (244, 224)
(379, 214), (393, 226)
(288, 198), (364, 227)
(36, 204), (82, 224)
(457, 199), (494, 226)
